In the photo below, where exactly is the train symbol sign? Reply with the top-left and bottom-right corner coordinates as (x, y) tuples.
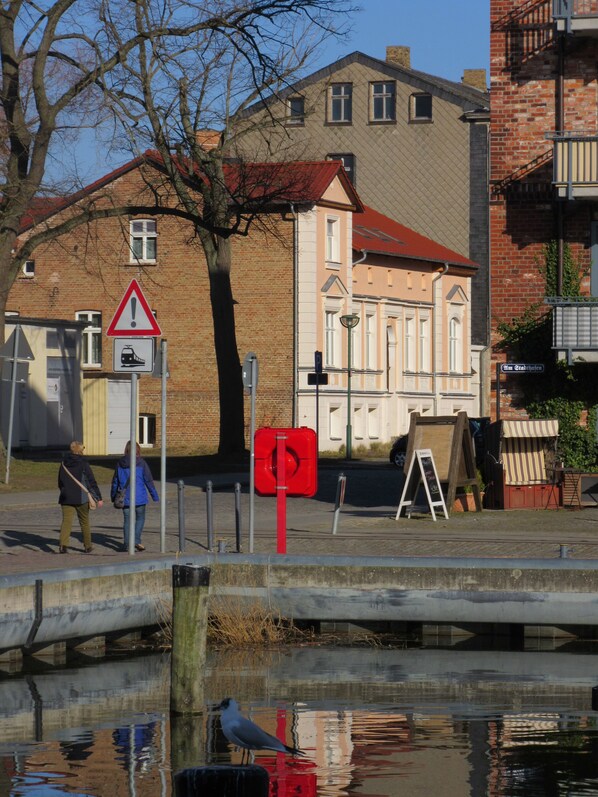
(106, 279), (162, 337)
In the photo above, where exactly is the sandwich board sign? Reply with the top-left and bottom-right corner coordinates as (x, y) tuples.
(106, 279), (162, 337)
(396, 448), (448, 521)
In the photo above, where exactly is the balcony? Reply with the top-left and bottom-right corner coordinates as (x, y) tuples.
(547, 298), (598, 362)
(550, 133), (598, 198)
(553, 0), (598, 34)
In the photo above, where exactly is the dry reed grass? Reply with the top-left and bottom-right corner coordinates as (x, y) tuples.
(208, 597), (305, 647)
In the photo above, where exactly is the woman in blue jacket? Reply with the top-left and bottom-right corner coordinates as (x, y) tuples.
(111, 441), (159, 551)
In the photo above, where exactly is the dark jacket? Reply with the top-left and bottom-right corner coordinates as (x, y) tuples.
(58, 452), (102, 505)
(110, 456), (159, 508)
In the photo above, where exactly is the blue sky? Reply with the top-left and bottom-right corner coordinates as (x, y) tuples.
(315, 0), (489, 82)
(66, 1), (489, 186)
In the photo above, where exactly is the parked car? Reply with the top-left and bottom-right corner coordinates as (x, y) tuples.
(389, 417), (490, 470)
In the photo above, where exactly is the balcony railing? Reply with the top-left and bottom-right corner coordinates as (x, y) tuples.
(553, 0), (598, 33)
(547, 298), (598, 363)
(550, 133), (598, 198)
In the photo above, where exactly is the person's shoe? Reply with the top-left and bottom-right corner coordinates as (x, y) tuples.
(135, 544), (145, 552)
(59, 546), (68, 554)
(84, 546), (93, 553)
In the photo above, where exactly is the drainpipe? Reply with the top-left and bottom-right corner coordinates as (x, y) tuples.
(432, 263), (449, 414)
(556, 33), (566, 296)
(290, 204), (298, 426)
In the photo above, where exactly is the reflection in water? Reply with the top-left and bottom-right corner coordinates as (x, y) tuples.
(1, 646), (598, 795)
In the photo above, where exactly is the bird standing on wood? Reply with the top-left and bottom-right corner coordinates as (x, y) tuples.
(218, 697), (305, 764)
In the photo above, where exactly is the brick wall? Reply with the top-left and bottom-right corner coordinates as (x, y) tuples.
(10, 165), (295, 451)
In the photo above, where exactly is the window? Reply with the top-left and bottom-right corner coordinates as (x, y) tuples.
(365, 313), (376, 370)
(405, 316), (415, 371)
(419, 317), (430, 372)
(287, 96), (305, 125)
(76, 311), (102, 367)
(22, 260), (35, 278)
(130, 219), (157, 263)
(449, 317), (462, 373)
(325, 310), (339, 367)
(370, 81), (395, 122)
(328, 83), (352, 123)
(354, 405), (364, 439)
(411, 93), (433, 121)
(368, 406), (379, 439)
(326, 216), (340, 263)
(329, 405), (342, 440)
(139, 413), (156, 447)
(327, 153), (356, 185)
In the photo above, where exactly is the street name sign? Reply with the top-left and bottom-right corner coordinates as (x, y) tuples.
(500, 363), (545, 374)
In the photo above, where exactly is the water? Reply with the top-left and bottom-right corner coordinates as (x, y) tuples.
(2, 644), (598, 796)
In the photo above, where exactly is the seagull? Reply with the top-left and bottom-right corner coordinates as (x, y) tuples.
(218, 697), (305, 764)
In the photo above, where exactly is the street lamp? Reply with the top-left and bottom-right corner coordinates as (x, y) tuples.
(340, 313), (360, 460)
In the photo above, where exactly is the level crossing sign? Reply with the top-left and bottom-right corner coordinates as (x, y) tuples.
(106, 279), (162, 337)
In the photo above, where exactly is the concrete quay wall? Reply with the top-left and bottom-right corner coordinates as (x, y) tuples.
(2, 553), (598, 655)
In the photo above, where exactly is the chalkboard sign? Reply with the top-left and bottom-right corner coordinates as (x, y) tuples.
(396, 448), (448, 521)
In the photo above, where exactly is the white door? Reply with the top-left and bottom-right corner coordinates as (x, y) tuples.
(107, 379), (131, 455)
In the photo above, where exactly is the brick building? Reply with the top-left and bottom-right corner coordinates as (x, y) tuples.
(7, 153), (477, 455)
(490, 0), (598, 416)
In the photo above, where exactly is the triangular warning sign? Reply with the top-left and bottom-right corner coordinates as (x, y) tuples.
(106, 279), (162, 337)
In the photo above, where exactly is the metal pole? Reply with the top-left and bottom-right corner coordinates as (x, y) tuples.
(496, 362), (501, 422)
(177, 479), (185, 552)
(160, 339), (167, 553)
(249, 356), (257, 553)
(128, 373), (137, 555)
(331, 473), (347, 535)
(5, 324), (20, 485)
(206, 480), (214, 551)
(346, 327), (353, 460)
(234, 482), (242, 552)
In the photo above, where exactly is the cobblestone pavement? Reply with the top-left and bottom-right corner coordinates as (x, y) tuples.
(1, 464), (598, 577)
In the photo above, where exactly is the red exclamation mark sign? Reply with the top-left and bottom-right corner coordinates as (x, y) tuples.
(130, 297), (137, 328)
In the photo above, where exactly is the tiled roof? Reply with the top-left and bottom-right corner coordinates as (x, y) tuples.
(19, 153), (362, 232)
(353, 204), (478, 270)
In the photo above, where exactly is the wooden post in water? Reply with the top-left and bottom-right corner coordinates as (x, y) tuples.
(170, 564), (210, 714)
(174, 765), (269, 797)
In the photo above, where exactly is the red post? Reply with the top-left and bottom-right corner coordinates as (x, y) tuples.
(276, 433), (287, 554)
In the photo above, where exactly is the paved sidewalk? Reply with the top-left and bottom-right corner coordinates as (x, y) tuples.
(1, 464), (598, 577)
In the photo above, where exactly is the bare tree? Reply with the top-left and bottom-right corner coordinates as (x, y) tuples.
(1, 0), (354, 455)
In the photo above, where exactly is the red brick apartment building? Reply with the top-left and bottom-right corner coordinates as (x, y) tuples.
(490, 0), (598, 416)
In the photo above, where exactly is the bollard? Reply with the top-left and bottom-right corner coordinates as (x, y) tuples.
(170, 564), (210, 714)
(559, 544), (570, 559)
(177, 480), (186, 552)
(174, 764), (269, 797)
(235, 482), (242, 552)
(331, 473), (347, 535)
(217, 539), (227, 554)
(206, 480), (214, 551)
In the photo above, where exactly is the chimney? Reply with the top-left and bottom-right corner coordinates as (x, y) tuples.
(462, 69), (487, 92)
(386, 45), (411, 69)
(195, 129), (221, 150)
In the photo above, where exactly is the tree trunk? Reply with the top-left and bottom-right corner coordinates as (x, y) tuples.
(207, 238), (245, 455)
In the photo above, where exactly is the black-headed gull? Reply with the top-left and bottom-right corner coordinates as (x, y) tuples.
(218, 697), (305, 764)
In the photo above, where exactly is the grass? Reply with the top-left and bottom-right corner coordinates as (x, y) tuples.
(0, 456), (116, 493)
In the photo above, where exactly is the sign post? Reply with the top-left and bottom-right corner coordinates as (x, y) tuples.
(107, 280), (162, 555)
(242, 352), (258, 552)
(1, 326), (34, 484)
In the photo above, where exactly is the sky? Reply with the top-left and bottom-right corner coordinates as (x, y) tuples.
(68, 0), (490, 185)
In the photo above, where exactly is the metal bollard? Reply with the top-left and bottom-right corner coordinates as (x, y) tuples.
(177, 480), (185, 552)
(206, 480), (214, 551)
(559, 544), (570, 559)
(331, 472), (347, 535)
(234, 482), (242, 552)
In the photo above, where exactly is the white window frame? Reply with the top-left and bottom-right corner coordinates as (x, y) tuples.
(130, 219), (157, 264)
(325, 310), (339, 368)
(326, 216), (340, 263)
(370, 81), (395, 122)
(405, 316), (415, 372)
(22, 260), (35, 278)
(139, 413), (156, 447)
(328, 83), (352, 123)
(419, 316), (430, 372)
(76, 310), (102, 368)
(365, 312), (376, 370)
(449, 316), (462, 373)
(287, 96), (305, 125)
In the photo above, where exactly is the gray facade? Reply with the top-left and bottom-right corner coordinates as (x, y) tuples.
(235, 49), (490, 346)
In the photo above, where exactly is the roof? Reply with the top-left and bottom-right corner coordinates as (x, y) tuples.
(241, 50), (489, 118)
(353, 204), (478, 270)
(19, 153), (363, 233)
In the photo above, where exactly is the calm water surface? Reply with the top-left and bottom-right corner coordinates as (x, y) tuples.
(2, 644), (598, 796)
